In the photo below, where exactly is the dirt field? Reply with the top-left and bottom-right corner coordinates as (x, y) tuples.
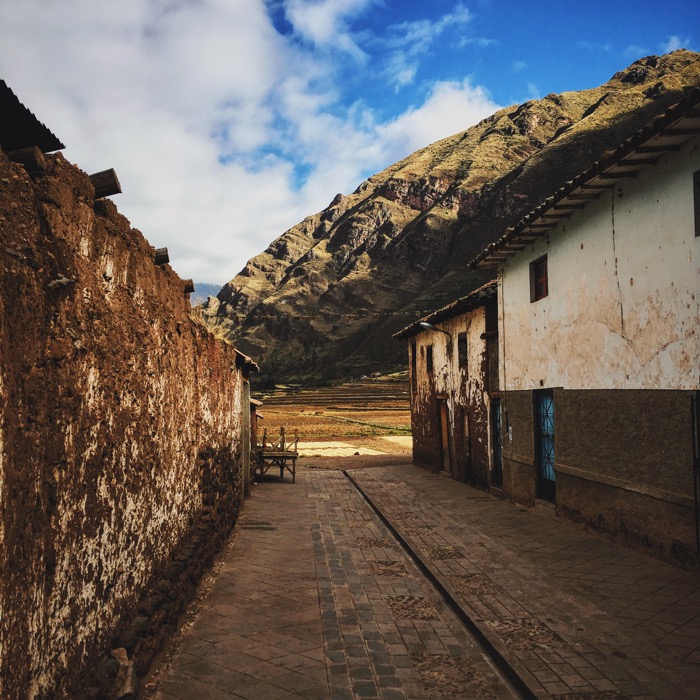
(254, 375), (414, 469)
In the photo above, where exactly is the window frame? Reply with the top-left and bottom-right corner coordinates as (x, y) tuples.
(457, 332), (468, 372)
(530, 254), (549, 302)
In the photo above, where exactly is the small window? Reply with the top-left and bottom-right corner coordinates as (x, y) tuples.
(694, 170), (700, 237)
(457, 332), (468, 370)
(530, 254), (548, 302)
(426, 344), (433, 373)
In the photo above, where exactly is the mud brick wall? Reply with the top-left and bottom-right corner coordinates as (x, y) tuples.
(0, 151), (250, 699)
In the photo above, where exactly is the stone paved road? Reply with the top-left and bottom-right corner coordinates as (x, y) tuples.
(148, 462), (700, 699)
(350, 466), (700, 699)
(147, 466), (518, 699)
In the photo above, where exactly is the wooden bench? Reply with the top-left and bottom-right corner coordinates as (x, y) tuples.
(255, 427), (299, 483)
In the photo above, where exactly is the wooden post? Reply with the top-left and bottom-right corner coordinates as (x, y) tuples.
(7, 146), (46, 175)
(89, 169), (121, 198)
(242, 380), (251, 498)
(154, 247), (169, 265)
(279, 427), (286, 478)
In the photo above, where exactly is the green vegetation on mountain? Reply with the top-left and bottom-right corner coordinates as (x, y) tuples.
(204, 51), (700, 384)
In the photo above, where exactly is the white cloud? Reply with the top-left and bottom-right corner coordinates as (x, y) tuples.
(577, 40), (612, 52)
(458, 37), (496, 49)
(526, 83), (540, 101)
(382, 4), (475, 88)
(0, 0), (500, 284)
(377, 79), (500, 157)
(624, 44), (650, 57)
(661, 35), (690, 52)
(284, 0), (374, 59)
(0, 0), (303, 282)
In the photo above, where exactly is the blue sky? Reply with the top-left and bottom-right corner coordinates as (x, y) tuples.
(0, 1), (697, 283)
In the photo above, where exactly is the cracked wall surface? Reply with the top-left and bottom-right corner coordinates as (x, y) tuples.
(409, 305), (495, 486)
(0, 151), (249, 698)
(499, 136), (699, 392)
(496, 135), (699, 565)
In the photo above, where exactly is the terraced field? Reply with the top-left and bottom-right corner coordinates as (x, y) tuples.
(254, 374), (411, 448)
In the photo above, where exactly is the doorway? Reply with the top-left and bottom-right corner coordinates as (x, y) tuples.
(463, 410), (472, 483)
(534, 390), (555, 502)
(437, 400), (453, 475)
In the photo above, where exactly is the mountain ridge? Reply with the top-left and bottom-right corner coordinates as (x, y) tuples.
(204, 50), (700, 384)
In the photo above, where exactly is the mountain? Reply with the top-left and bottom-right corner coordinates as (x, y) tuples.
(205, 51), (700, 385)
(190, 282), (222, 307)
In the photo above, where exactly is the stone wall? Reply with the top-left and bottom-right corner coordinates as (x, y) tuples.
(0, 151), (253, 698)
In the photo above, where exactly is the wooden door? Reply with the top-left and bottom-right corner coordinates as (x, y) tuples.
(438, 400), (452, 474)
(463, 411), (472, 483)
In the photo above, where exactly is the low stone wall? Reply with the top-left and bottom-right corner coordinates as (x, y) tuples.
(0, 152), (253, 698)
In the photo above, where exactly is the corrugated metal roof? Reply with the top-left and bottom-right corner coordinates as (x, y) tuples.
(468, 88), (700, 270)
(0, 79), (65, 153)
(393, 280), (497, 340)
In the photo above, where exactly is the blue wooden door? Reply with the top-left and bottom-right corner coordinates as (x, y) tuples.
(535, 391), (555, 502)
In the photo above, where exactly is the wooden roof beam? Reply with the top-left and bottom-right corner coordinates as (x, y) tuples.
(154, 248), (169, 266)
(7, 146), (46, 175)
(597, 171), (638, 179)
(89, 169), (121, 198)
(617, 158), (659, 166)
(662, 127), (700, 135)
(553, 203), (586, 210)
(636, 144), (682, 153)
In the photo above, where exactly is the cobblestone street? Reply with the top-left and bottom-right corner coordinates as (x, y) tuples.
(147, 461), (700, 699)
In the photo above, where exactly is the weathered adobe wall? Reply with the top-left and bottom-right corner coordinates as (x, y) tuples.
(409, 308), (491, 485)
(556, 389), (697, 566)
(500, 390), (536, 506)
(495, 133), (700, 566)
(500, 388), (698, 566)
(410, 341), (440, 469)
(498, 135), (700, 392)
(0, 151), (249, 698)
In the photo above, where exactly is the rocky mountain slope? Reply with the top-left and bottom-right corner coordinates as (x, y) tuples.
(204, 50), (700, 384)
(191, 282), (222, 306)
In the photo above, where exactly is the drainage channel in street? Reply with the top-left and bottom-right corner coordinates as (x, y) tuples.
(343, 469), (533, 700)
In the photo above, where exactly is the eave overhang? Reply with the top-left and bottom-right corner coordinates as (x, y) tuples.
(0, 79), (65, 153)
(393, 280), (497, 340)
(468, 88), (700, 271)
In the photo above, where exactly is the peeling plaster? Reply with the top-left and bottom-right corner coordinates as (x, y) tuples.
(409, 303), (495, 485)
(500, 136), (700, 391)
(0, 152), (250, 699)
